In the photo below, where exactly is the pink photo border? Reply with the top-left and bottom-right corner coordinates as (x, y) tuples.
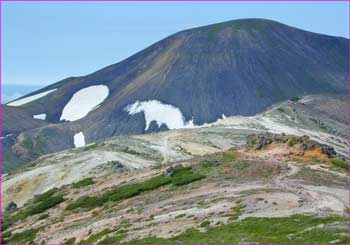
(0, 0), (348, 245)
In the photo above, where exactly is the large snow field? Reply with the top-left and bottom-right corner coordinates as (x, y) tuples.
(7, 89), (57, 106)
(60, 85), (109, 121)
(125, 100), (195, 130)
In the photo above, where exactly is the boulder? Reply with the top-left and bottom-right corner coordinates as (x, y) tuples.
(5, 201), (17, 213)
(164, 164), (184, 176)
(321, 145), (337, 158)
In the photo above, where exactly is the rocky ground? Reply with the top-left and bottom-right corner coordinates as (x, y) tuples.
(2, 96), (349, 244)
(2, 132), (349, 244)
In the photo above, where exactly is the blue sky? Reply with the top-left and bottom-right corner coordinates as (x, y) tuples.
(1, 1), (349, 102)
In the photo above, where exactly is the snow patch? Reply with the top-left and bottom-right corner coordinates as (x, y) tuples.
(299, 98), (313, 104)
(33, 114), (46, 120)
(1, 134), (12, 140)
(60, 85), (109, 121)
(7, 89), (57, 106)
(125, 100), (195, 130)
(73, 132), (86, 148)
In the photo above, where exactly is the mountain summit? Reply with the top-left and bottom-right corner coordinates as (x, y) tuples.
(3, 18), (348, 172)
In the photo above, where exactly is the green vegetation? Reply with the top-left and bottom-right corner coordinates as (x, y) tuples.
(33, 188), (57, 203)
(66, 168), (205, 211)
(175, 213), (186, 219)
(120, 146), (140, 155)
(171, 167), (205, 186)
(21, 138), (34, 149)
(83, 143), (98, 151)
(3, 189), (64, 231)
(2, 228), (38, 244)
(64, 237), (76, 244)
(27, 194), (64, 215)
(98, 232), (128, 244)
(38, 213), (49, 220)
(200, 221), (210, 227)
(208, 25), (222, 41)
(277, 107), (286, 113)
(80, 229), (112, 244)
(126, 215), (348, 244)
(34, 136), (47, 152)
(231, 19), (264, 32)
(21, 136), (47, 155)
(228, 202), (246, 221)
(222, 151), (237, 161)
(200, 160), (216, 168)
(331, 158), (348, 171)
(288, 136), (297, 147)
(1, 231), (12, 244)
(290, 96), (301, 102)
(208, 20), (265, 41)
(72, 177), (95, 188)
(65, 195), (105, 211)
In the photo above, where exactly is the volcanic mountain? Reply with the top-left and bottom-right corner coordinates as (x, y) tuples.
(3, 18), (348, 172)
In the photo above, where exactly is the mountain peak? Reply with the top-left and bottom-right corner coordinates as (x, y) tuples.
(3, 19), (348, 172)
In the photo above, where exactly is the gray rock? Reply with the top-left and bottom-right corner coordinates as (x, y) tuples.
(321, 145), (337, 158)
(5, 201), (17, 213)
(164, 164), (184, 176)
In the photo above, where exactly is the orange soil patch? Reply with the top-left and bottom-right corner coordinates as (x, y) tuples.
(291, 146), (330, 163)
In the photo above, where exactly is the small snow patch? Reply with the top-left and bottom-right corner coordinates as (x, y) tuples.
(300, 98), (313, 104)
(1, 134), (12, 140)
(33, 114), (46, 120)
(7, 89), (57, 106)
(125, 100), (195, 130)
(60, 85), (109, 121)
(73, 132), (86, 148)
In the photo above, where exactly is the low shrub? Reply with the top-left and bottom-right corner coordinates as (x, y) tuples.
(3, 192), (64, 231)
(64, 237), (76, 244)
(200, 221), (210, 227)
(97, 233), (127, 244)
(83, 143), (98, 151)
(172, 173), (205, 186)
(79, 229), (112, 244)
(222, 151), (237, 161)
(288, 136), (297, 147)
(3, 228), (38, 244)
(65, 196), (105, 211)
(66, 169), (205, 211)
(127, 215), (349, 244)
(175, 213), (186, 219)
(27, 194), (64, 215)
(33, 188), (57, 203)
(38, 213), (49, 220)
(331, 158), (348, 171)
(290, 96), (301, 102)
(72, 177), (95, 188)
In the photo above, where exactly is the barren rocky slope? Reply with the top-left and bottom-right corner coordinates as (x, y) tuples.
(2, 134), (348, 244)
(3, 95), (348, 208)
(2, 95), (349, 244)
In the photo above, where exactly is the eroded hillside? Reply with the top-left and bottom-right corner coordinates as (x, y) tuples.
(2, 133), (349, 244)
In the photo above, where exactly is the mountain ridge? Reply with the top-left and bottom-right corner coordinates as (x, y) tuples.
(3, 18), (348, 172)
(9, 18), (348, 103)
